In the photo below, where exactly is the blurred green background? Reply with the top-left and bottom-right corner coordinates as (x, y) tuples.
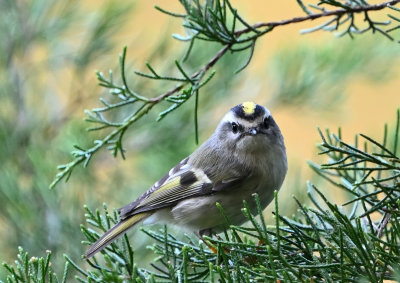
(0, 0), (399, 279)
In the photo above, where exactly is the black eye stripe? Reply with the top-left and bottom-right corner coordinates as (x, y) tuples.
(232, 122), (239, 133)
(263, 116), (270, 128)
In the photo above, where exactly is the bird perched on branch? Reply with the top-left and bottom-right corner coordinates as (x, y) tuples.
(85, 101), (287, 258)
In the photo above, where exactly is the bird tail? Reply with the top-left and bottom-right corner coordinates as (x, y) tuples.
(85, 212), (151, 258)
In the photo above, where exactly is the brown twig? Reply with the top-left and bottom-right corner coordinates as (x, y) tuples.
(376, 212), (392, 238)
(149, 44), (231, 103)
(150, 0), (400, 103)
(237, 0), (400, 34)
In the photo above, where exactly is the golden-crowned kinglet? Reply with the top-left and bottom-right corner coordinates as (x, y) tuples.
(85, 102), (287, 258)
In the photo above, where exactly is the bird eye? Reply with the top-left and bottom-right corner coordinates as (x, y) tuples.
(263, 116), (270, 129)
(231, 122), (239, 133)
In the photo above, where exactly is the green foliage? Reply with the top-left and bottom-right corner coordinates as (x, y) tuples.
(0, 0), (135, 278)
(65, 204), (149, 282)
(2, 247), (69, 283)
(310, 111), (400, 219)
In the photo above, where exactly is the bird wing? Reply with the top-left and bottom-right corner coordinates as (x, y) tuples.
(86, 158), (249, 258)
(118, 157), (248, 220)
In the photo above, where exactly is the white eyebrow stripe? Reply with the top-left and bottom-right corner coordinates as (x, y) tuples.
(236, 119), (256, 128)
(221, 111), (236, 123)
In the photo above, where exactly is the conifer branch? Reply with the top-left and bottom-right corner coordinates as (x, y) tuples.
(51, 0), (400, 188)
(237, 0), (400, 32)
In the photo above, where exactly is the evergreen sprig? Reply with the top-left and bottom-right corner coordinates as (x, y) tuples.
(50, 0), (400, 189)
(310, 110), (400, 219)
(66, 204), (150, 282)
(2, 247), (69, 283)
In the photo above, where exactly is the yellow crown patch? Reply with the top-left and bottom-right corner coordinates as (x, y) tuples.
(242, 101), (256, 115)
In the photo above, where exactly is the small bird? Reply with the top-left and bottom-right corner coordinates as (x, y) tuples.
(85, 102), (287, 258)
